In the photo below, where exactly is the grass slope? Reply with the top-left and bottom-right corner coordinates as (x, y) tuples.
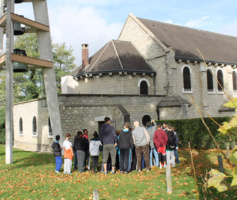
(0, 145), (236, 199)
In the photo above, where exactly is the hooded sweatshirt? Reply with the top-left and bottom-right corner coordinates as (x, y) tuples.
(118, 129), (133, 149)
(166, 130), (176, 150)
(153, 129), (168, 148)
(90, 137), (102, 156)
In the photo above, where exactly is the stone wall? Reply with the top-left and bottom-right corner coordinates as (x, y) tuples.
(13, 93), (235, 152)
(62, 74), (156, 95)
(119, 15), (168, 96)
(13, 99), (53, 152)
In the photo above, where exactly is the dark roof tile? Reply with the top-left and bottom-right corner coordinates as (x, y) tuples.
(138, 18), (237, 64)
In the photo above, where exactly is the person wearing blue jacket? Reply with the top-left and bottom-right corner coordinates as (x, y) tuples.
(51, 135), (62, 173)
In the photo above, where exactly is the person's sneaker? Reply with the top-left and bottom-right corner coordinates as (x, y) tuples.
(120, 171), (124, 174)
(55, 170), (60, 173)
(111, 171), (116, 174)
(159, 164), (162, 169)
(137, 170), (141, 172)
(124, 171), (128, 174)
(104, 171), (108, 175)
(68, 172), (72, 175)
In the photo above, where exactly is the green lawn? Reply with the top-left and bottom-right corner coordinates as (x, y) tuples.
(0, 145), (236, 200)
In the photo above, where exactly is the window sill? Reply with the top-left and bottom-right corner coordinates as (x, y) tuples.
(207, 91), (215, 95)
(217, 91), (225, 95)
(48, 136), (53, 139)
(32, 135), (38, 138)
(182, 88), (193, 94)
(18, 134), (24, 136)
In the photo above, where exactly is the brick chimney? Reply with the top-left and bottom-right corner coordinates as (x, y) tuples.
(82, 44), (89, 68)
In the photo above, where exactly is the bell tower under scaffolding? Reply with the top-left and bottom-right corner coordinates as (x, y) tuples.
(0, 0), (62, 164)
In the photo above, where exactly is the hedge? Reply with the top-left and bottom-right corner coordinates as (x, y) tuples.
(0, 127), (4, 144)
(157, 117), (233, 149)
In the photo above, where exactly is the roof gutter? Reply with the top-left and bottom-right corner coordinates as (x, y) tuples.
(175, 56), (237, 66)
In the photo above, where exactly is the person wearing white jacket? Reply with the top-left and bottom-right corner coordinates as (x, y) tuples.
(89, 131), (102, 173)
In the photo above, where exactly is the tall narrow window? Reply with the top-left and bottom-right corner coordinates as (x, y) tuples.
(32, 116), (37, 135)
(217, 70), (224, 91)
(48, 117), (53, 136)
(207, 69), (214, 92)
(19, 117), (23, 135)
(140, 81), (148, 95)
(183, 67), (191, 91)
(233, 71), (237, 92)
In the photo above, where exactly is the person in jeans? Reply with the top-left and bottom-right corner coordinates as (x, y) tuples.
(99, 117), (117, 174)
(118, 122), (133, 174)
(166, 126), (177, 167)
(51, 135), (62, 173)
(73, 131), (82, 170)
(172, 127), (180, 164)
(89, 131), (102, 173)
(132, 121), (150, 172)
(146, 120), (159, 167)
(74, 132), (89, 173)
(153, 123), (168, 169)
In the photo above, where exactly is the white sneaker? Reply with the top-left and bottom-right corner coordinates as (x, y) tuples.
(55, 170), (60, 173)
(159, 164), (162, 169)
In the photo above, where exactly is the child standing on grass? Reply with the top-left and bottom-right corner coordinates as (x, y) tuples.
(166, 126), (176, 167)
(89, 131), (102, 173)
(63, 133), (73, 174)
(51, 135), (62, 173)
(153, 123), (168, 169)
(172, 127), (180, 164)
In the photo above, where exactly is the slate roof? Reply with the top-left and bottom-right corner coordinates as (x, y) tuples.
(72, 40), (155, 76)
(157, 96), (191, 107)
(138, 17), (237, 65)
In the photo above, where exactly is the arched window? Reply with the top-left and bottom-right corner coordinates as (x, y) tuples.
(207, 69), (214, 92)
(183, 67), (191, 91)
(233, 71), (237, 91)
(140, 81), (148, 95)
(48, 117), (53, 136)
(217, 69), (224, 91)
(32, 116), (37, 135)
(19, 117), (23, 135)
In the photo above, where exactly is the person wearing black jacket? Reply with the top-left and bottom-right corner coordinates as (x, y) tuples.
(166, 126), (176, 167)
(118, 122), (133, 174)
(74, 132), (89, 172)
(51, 135), (62, 173)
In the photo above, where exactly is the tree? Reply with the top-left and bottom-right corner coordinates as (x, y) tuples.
(13, 33), (76, 100)
(0, 34), (76, 143)
(53, 43), (76, 92)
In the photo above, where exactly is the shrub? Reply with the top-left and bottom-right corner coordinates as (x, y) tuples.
(157, 117), (231, 149)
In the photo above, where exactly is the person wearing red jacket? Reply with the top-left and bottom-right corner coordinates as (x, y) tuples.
(153, 123), (168, 169)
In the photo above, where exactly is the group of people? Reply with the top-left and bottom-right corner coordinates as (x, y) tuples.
(51, 117), (180, 174)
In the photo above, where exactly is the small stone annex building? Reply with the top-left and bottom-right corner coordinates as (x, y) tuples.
(13, 13), (237, 151)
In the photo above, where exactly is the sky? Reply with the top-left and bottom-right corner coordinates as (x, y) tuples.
(15, 0), (237, 67)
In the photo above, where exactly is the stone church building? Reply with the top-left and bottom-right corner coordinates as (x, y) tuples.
(13, 13), (237, 151)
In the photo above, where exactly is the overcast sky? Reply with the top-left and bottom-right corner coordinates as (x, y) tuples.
(15, 0), (237, 67)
